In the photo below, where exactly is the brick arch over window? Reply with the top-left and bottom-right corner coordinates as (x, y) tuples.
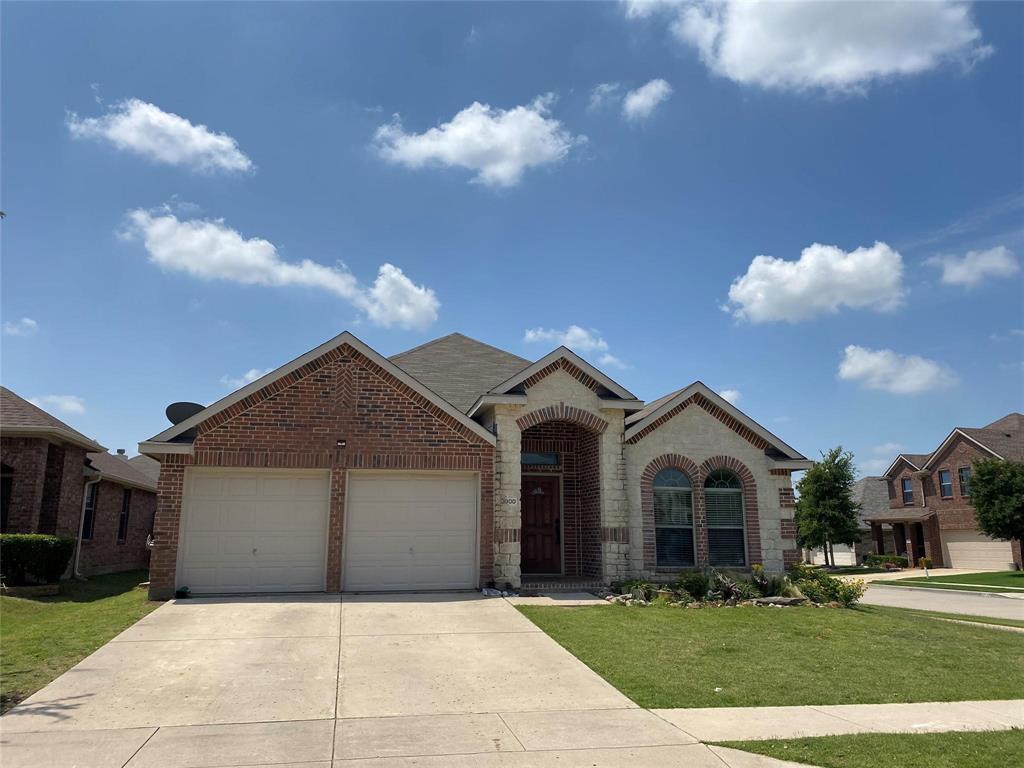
(699, 455), (762, 566)
(641, 454), (703, 571)
(516, 403), (608, 434)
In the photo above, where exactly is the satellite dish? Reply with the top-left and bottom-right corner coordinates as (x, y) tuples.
(166, 402), (205, 425)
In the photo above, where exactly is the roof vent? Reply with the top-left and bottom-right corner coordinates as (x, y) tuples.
(166, 402), (205, 425)
(116, 448), (126, 455)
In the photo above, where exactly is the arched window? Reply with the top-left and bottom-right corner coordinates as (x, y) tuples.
(704, 469), (746, 566)
(653, 468), (695, 568)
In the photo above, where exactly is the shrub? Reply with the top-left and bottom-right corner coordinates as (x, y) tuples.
(0, 534), (76, 585)
(708, 569), (758, 601)
(673, 571), (710, 600)
(751, 564), (787, 597)
(865, 554), (908, 568)
(788, 562), (865, 607)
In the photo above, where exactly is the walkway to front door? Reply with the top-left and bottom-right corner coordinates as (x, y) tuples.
(522, 475), (562, 575)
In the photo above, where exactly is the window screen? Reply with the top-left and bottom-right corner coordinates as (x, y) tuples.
(705, 470), (745, 566)
(653, 468), (694, 567)
(938, 470), (952, 498)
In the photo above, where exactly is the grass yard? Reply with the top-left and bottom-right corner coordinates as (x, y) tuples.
(0, 570), (158, 713)
(715, 730), (1024, 768)
(891, 570), (1024, 591)
(516, 604), (1024, 708)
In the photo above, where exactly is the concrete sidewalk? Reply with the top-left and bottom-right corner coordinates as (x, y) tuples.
(652, 700), (1024, 742)
(862, 584), (1024, 620)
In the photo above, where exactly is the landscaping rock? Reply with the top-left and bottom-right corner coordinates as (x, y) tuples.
(751, 596), (807, 606)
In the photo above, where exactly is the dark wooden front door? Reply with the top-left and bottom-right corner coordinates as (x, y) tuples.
(522, 475), (561, 575)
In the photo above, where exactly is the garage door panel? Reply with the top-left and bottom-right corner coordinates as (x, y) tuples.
(344, 473), (477, 591)
(942, 530), (1014, 570)
(179, 470), (329, 594)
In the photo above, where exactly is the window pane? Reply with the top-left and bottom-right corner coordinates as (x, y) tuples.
(709, 528), (746, 566)
(958, 467), (971, 496)
(654, 468), (691, 488)
(939, 470), (952, 497)
(706, 489), (743, 527)
(902, 478), (913, 503)
(656, 526), (695, 568)
(705, 469), (741, 489)
(654, 488), (693, 526)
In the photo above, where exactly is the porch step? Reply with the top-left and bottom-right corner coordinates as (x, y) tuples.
(519, 579), (606, 596)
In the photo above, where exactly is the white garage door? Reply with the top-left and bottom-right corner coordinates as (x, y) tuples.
(344, 472), (478, 591)
(942, 530), (1015, 570)
(179, 470), (329, 594)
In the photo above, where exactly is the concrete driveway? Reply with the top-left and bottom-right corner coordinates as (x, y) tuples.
(862, 584), (1024, 621)
(0, 593), (799, 768)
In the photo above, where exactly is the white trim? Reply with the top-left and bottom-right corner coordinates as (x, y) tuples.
(144, 331), (495, 447)
(772, 460), (814, 471)
(488, 346), (637, 401)
(599, 398), (646, 412)
(466, 393), (528, 418)
(138, 441), (193, 456)
(921, 428), (1003, 470)
(623, 381), (806, 460)
(3, 426), (105, 453)
(883, 454), (920, 477)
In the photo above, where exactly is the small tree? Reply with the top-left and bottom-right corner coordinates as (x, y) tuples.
(794, 446), (862, 567)
(971, 458), (1024, 546)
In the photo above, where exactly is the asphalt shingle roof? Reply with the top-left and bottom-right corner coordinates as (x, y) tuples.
(0, 386), (104, 450)
(87, 452), (158, 492)
(390, 333), (531, 413)
(851, 476), (890, 526)
(128, 454), (161, 486)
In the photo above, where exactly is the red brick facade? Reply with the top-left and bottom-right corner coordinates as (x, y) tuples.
(78, 479), (155, 576)
(147, 343), (494, 599)
(0, 437), (87, 538)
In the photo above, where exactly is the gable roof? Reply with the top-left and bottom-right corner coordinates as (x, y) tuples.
(623, 381), (807, 461)
(851, 476), (890, 526)
(487, 346), (638, 402)
(141, 331), (496, 453)
(883, 412), (1024, 476)
(128, 454), (161, 486)
(0, 386), (105, 452)
(390, 333), (530, 413)
(86, 452), (158, 492)
(883, 453), (930, 476)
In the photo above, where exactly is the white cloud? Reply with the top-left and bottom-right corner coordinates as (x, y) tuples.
(374, 94), (585, 187)
(838, 345), (956, 395)
(3, 317), (38, 336)
(67, 99), (253, 173)
(727, 241), (906, 323)
(221, 368), (273, 389)
(622, 78), (673, 121)
(30, 395), (86, 415)
(589, 82), (622, 111)
(718, 388), (741, 405)
(121, 209), (439, 330)
(872, 442), (904, 455)
(859, 457), (892, 475)
(630, 0), (991, 92)
(524, 325), (629, 369)
(925, 245), (1020, 288)
(1011, 329), (1024, 337)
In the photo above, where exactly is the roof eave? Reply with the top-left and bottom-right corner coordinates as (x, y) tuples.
(2, 425), (106, 453)
(488, 346), (637, 401)
(921, 428), (1003, 470)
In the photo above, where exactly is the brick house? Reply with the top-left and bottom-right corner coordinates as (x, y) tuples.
(139, 331), (811, 600)
(869, 413), (1023, 570)
(1, 386), (157, 577)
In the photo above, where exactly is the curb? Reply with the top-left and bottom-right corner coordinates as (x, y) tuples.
(867, 584), (1019, 600)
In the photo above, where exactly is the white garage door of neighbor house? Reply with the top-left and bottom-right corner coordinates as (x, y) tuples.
(179, 470), (330, 594)
(344, 473), (478, 591)
(942, 530), (1015, 570)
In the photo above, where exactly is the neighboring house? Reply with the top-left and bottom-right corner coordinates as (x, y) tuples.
(805, 476), (890, 566)
(139, 331), (811, 599)
(870, 413), (1024, 570)
(0, 386), (157, 577)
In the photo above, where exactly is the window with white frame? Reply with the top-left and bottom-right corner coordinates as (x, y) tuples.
(958, 466), (971, 496)
(653, 468), (695, 568)
(901, 478), (914, 504)
(704, 469), (746, 567)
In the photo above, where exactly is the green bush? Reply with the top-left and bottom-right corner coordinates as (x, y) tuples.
(865, 554), (908, 568)
(0, 534), (76, 585)
(751, 564), (787, 597)
(615, 578), (655, 601)
(673, 571), (710, 600)
(788, 562), (865, 607)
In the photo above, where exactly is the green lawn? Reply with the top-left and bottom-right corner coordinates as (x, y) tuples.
(715, 730), (1024, 768)
(0, 571), (158, 713)
(517, 604), (1024, 708)
(892, 570), (1024, 591)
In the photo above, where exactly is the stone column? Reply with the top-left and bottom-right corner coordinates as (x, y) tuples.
(492, 405), (522, 588)
(599, 409), (629, 583)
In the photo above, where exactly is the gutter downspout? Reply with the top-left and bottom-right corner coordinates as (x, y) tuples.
(75, 474), (102, 578)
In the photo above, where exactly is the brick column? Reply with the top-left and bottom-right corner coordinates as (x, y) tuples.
(148, 460), (185, 600)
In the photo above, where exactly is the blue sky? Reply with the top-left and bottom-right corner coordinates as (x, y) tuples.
(2, 1), (1022, 475)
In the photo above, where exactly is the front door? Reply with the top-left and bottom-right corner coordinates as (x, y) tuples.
(521, 475), (561, 575)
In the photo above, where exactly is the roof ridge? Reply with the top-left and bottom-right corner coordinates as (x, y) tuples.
(390, 332), (530, 364)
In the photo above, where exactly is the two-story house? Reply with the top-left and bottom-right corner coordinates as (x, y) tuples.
(869, 413), (1023, 570)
